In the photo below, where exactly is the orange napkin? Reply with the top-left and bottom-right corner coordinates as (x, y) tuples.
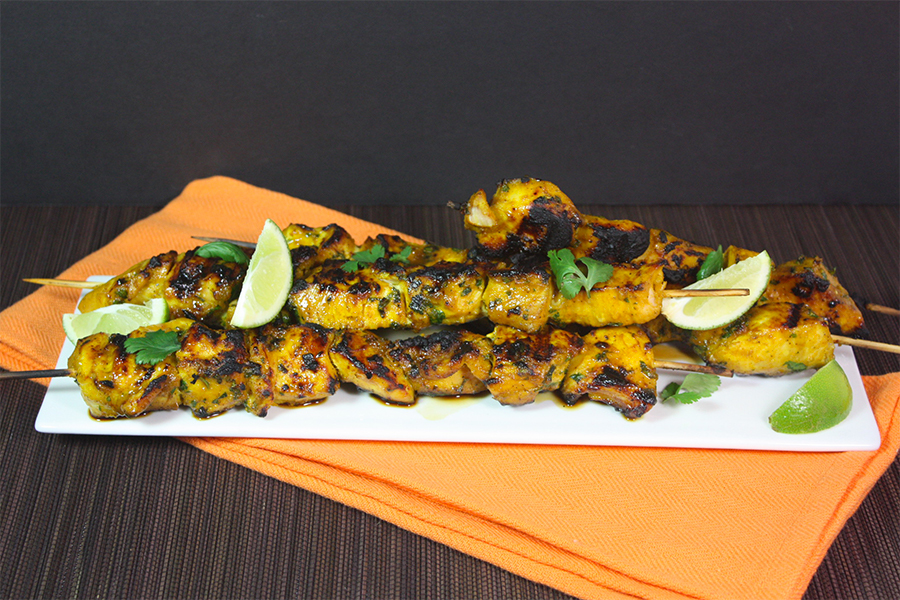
(2, 176), (899, 600)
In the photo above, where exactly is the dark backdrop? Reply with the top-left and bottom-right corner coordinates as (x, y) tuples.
(2, 1), (897, 207)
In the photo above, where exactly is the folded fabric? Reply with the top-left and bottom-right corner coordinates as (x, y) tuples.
(2, 176), (898, 600)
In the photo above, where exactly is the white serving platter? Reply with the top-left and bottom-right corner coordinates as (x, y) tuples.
(35, 278), (881, 452)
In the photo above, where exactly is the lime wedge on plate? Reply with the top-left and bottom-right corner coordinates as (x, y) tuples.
(769, 359), (853, 434)
(661, 250), (771, 330)
(230, 219), (293, 329)
(63, 298), (169, 343)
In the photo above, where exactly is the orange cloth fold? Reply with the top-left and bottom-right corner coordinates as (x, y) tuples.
(2, 176), (899, 600)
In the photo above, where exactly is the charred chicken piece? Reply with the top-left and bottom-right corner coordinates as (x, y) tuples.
(77, 250), (244, 326)
(283, 223), (357, 278)
(570, 213), (651, 264)
(482, 263), (554, 333)
(682, 303), (834, 376)
(640, 230), (714, 286)
(177, 322), (267, 418)
(485, 326), (583, 406)
(389, 329), (492, 396)
(288, 258), (412, 330)
(67, 319), (193, 419)
(329, 330), (416, 404)
(758, 257), (864, 335)
(246, 323), (340, 416)
(407, 262), (487, 329)
(548, 262), (665, 328)
(561, 326), (657, 419)
(463, 178), (583, 258)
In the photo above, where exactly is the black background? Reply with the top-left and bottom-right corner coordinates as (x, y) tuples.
(1, 1), (897, 207)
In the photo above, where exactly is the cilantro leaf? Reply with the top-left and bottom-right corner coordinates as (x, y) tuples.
(548, 249), (613, 299)
(390, 245), (413, 264)
(660, 372), (721, 404)
(123, 330), (181, 365)
(784, 361), (808, 372)
(195, 241), (250, 265)
(696, 245), (724, 280)
(341, 245), (386, 272)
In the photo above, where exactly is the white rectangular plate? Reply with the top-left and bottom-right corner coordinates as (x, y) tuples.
(35, 279), (881, 451)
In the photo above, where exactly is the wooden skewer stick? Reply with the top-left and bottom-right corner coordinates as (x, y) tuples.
(661, 288), (748, 298)
(0, 368), (71, 381)
(656, 360), (733, 377)
(24, 276), (750, 299)
(832, 335), (900, 355)
(23, 278), (98, 289)
(865, 304), (900, 317)
(192, 235), (257, 248)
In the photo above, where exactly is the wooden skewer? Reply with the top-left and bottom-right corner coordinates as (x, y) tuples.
(865, 304), (900, 317)
(832, 335), (900, 355)
(656, 360), (733, 377)
(23, 278), (98, 289)
(0, 368), (71, 381)
(661, 288), (748, 298)
(24, 277), (749, 299)
(192, 235), (257, 248)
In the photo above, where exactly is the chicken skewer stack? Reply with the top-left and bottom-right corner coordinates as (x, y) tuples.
(68, 318), (660, 420)
(16, 177), (896, 421)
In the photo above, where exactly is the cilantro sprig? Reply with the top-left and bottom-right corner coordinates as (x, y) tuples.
(195, 241), (250, 265)
(660, 372), (721, 404)
(547, 249), (613, 299)
(341, 244), (413, 272)
(696, 245), (724, 280)
(123, 330), (181, 365)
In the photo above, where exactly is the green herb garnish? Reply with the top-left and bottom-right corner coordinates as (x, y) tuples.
(660, 372), (721, 404)
(547, 249), (613, 299)
(123, 330), (181, 365)
(390, 245), (413, 264)
(784, 361), (808, 372)
(341, 245), (386, 272)
(696, 245), (724, 280)
(195, 241), (250, 265)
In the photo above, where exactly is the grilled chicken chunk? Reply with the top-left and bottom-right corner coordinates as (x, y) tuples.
(329, 330), (416, 404)
(561, 326), (657, 419)
(570, 213), (651, 264)
(246, 323), (340, 416)
(485, 326), (583, 406)
(283, 223), (357, 278)
(67, 320), (190, 418)
(548, 262), (665, 328)
(288, 258), (412, 330)
(389, 329), (492, 396)
(177, 322), (266, 418)
(78, 250), (244, 325)
(758, 257), (864, 335)
(651, 303), (835, 377)
(482, 263), (555, 333)
(463, 178), (584, 257)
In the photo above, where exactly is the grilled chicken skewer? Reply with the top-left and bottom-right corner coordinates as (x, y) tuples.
(60, 319), (663, 420)
(25, 224), (749, 333)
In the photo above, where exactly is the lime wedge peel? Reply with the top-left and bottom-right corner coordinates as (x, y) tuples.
(63, 298), (169, 343)
(661, 250), (772, 330)
(769, 359), (853, 434)
(229, 219), (293, 329)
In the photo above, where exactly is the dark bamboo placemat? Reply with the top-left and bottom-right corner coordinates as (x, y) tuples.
(1, 203), (898, 599)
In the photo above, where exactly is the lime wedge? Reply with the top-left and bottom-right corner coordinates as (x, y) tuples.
(62, 298), (169, 343)
(769, 359), (853, 434)
(661, 250), (771, 330)
(230, 219), (293, 329)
